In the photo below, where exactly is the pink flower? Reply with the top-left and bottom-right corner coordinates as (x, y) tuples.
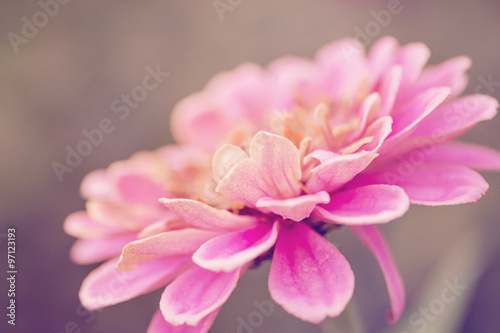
(64, 145), (225, 313)
(67, 36), (500, 333)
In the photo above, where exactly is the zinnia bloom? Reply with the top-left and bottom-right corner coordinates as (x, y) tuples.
(67, 36), (500, 332)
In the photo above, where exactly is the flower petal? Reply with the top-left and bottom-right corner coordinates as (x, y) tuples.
(215, 159), (269, 206)
(357, 116), (393, 153)
(387, 87), (451, 143)
(80, 169), (117, 200)
(86, 200), (167, 230)
(160, 265), (242, 326)
(405, 56), (471, 99)
(70, 234), (136, 265)
(160, 198), (258, 231)
(64, 211), (129, 238)
(392, 42), (430, 90)
(118, 228), (221, 270)
(350, 225), (405, 323)
(193, 222), (279, 272)
(422, 141), (500, 171)
(410, 94), (498, 141)
(170, 92), (243, 152)
(249, 131), (302, 198)
(80, 256), (189, 310)
(137, 217), (190, 239)
(313, 185), (409, 225)
(305, 151), (378, 193)
(353, 163), (489, 206)
(147, 309), (220, 333)
(377, 65), (402, 116)
(268, 223), (354, 324)
(256, 191), (330, 222)
(212, 144), (248, 183)
(268, 56), (323, 110)
(116, 174), (168, 205)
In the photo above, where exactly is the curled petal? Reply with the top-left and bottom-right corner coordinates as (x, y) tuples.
(212, 144), (248, 183)
(358, 116), (393, 153)
(256, 191), (330, 222)
(216, 159), (269, 206)
(249, 131), (302, 198)
(350, 225), (405, 323)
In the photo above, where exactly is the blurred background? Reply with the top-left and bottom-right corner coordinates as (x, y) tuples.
(1, 0), (500, 332)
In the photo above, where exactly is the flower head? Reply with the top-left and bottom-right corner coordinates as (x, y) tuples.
(66, 37), (500, 332)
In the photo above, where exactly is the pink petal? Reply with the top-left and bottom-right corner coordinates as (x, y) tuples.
(70, 234), (136, 265)
(160, 198), (258, 231)
(268, 56), (322, 110)
(212, 144), (248, 183)
(350, 92), (381, 140)
(350, 225), (405, 323)
(368, 36), (399, 86)
(305, 150), (378, 193)
(118, 228), (221, 270)
(405, 56), (471, 99)
(315, 38), (368, 102)
(160, 265), (242, 326)
(138, 218), (190, 239)
(147, 309), (220, 333)
(268, 223), (354, 324)
(357, 116), (393, 153)
(170, 92), (243, 152)
(216, 159), (270, 206)
(86, 200), (168, 230)
(353, 163), (489, 206)
(387, 87), (451, 143)
(410, 94), (499, 141)
(256, 191), (330, 222)
(313, 185), (409, 225)
(64, 211), (129, 238)
(249, 131), (302, 198)
(392, 42), (430, 90)
(116, 174), (168, 205)
(193, 222), (279, 272)
(80, 169), (117, 200)
(377, 65), (402, 116)
(206, 63), (270, 128)
(422, 141), (500, 171)
(80, 256), (189, 310)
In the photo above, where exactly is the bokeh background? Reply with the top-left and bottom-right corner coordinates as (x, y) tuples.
(1, 0), (500, 332)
